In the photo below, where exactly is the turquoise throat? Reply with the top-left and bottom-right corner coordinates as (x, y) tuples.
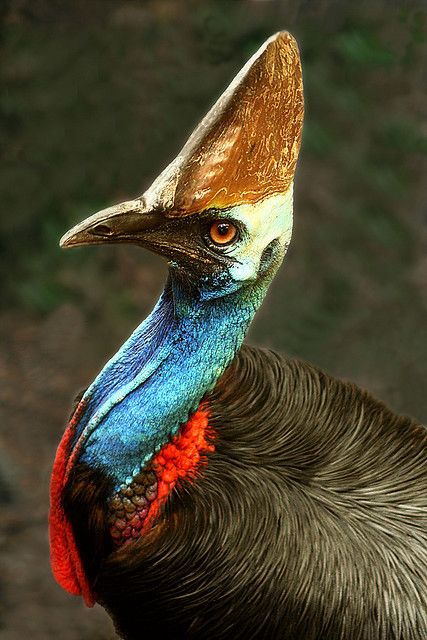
(72, 271), (267, 487)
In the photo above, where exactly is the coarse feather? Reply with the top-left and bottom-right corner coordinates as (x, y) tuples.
(63, 345), (427, 640)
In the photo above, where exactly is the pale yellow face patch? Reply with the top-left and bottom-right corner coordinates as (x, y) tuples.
(225, 188), (293, 282)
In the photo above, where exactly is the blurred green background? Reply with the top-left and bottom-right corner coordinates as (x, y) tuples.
(0, 1), (426, 638)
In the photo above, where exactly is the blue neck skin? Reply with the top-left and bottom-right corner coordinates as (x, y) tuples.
(73, 269), (268, 488)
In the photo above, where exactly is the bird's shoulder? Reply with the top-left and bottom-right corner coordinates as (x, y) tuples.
(66, 345), (427, 639)
(209, 343), (426, 478)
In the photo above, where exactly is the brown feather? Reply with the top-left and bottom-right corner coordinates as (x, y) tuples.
(75, 345), (427, 640)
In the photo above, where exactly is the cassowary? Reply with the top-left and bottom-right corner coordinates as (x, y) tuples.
(49, 33), (427, 640)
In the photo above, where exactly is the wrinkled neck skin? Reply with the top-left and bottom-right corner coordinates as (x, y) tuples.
(73, 263), (280, 489)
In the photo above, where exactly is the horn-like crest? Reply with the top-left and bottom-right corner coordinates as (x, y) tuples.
(144, 31), (304, 216)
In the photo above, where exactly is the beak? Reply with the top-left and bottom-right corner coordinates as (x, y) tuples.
(60, 198), (165, 250)
(59, 197), (217, 270)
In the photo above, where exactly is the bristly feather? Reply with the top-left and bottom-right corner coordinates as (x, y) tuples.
(63, 345), (427, 640)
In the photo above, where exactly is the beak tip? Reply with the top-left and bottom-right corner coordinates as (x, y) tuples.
(59, 232), (71, 249)
(60, 227), (82, 248)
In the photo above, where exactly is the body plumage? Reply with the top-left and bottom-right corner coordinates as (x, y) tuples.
(64, 346), (427, 639)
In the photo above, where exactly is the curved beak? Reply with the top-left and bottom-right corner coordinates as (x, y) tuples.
(59, 198), (217, 270)
(60, 198), (165, 250)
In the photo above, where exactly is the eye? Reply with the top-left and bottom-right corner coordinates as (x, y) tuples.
(208, 221), (238, 246)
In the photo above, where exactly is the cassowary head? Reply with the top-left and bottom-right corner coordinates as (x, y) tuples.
(60, 32), (303, 300)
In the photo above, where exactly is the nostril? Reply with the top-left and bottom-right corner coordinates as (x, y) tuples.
(92, 224), (114, 237)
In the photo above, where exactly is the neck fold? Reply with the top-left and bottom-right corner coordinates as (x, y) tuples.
(72, 272), (265, 486)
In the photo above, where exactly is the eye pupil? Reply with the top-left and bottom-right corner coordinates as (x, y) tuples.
(209, 221), (237, 246)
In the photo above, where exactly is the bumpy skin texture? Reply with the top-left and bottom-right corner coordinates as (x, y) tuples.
(63, 346), (427, 640)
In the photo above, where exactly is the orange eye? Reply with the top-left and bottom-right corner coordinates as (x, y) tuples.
(209, 221), (237, 245)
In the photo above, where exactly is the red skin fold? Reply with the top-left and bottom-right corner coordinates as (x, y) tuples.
(49, 403), (214, 607)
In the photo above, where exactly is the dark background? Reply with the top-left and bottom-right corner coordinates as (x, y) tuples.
(1, 1), (426, 638)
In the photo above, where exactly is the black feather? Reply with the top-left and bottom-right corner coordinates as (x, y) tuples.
(64, 346), (427, 639)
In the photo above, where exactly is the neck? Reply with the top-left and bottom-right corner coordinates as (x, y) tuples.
(74, 270), (268, 486)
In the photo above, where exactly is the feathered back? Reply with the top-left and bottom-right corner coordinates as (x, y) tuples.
(64, 346), (427, 639)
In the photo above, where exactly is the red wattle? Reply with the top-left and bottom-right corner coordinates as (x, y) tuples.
(49, 402), (214, 607)
(142, 405), (214, 533)
(49, 399), (95, 607)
